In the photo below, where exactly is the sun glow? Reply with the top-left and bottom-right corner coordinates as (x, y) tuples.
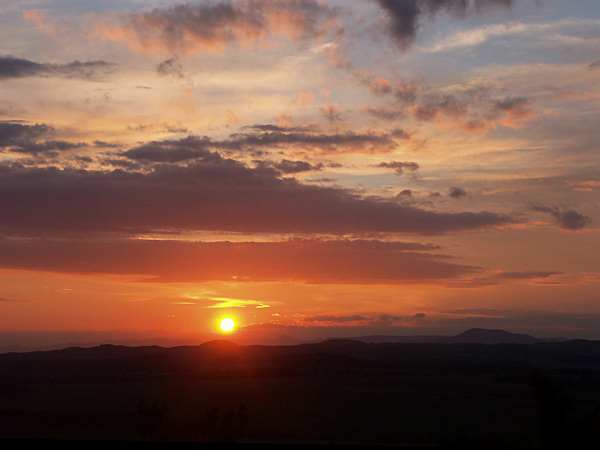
(219, 317), (235, 332)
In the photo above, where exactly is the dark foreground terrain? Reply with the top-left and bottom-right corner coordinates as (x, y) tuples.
(1, 330), (600, 447)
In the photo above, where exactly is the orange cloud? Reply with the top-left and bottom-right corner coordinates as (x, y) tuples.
(23, 10), (59, 37)
(292, 90), (315, 107)
(0, 238), (480, 284)
(91, 0), (340, 54)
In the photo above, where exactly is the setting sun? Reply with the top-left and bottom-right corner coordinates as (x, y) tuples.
(219, 318), (235, 332)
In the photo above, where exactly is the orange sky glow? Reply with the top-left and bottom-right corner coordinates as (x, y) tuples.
(0, 0), (599, 350)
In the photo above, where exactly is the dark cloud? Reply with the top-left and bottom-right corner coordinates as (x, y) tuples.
(452, 269), (566, 288)
(491, 96), (535, 123)
(0, 150), (513, 236)
(93, 140), (121, 148)
(493, 96), (529, 112)
(532, 206), (590, 230)
(108, 0), (341, 53)
(373, 314), (404, 325)
(0, 56), (113, 80)
(245, 124), (307, 133)
(377, 160), (419, 175)
(0, 121), (50, 147)
(131, 127), (405, 155)
(122, 134), (352, 165)
(374, 0), (513, 50)
(372, 312), (426, 325)
(304, 315), (368, 323)
(223, 128), (407, 154)
(415, 91), (535, 132)
(412, 93), (465, 121)
(397, 189), (413, 197)
(375, 0), (421, 50)
(261, 159), (324, 174)
(9, 140), (85, 155)
(448, 187), (466, 198)
(102, 158), (143, 170)
(75, 155), (93, 163)
(501, 271), (563, 280)
(121, 137), (215, 162)
(364, 106), (405, 121)
(0, 238), (479, 284)
(156, 57), (184, 79)
(362, 81), (534, 132)
(0, 121), (84, 155)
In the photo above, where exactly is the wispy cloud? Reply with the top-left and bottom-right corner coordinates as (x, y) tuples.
(423, 18), (600, 53)
(180, 294), (271, 308)
(0, 238), (480, 284)
(0, 56), (114, 80)
(374, 0), (513, 51)
(532, 205), (590, 230)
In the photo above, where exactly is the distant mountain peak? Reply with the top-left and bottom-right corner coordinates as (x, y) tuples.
(439, 328), (539, 344)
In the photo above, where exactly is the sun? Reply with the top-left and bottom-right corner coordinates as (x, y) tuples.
(219, 318), (235, 332)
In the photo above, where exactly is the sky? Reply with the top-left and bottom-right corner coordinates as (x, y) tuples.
(0, 0), (599, 350)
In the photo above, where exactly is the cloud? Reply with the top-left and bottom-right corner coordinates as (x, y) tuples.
(377, 161), (419, 175)
(374, 0), (513, 51)
(202, 296), (271, 309)
(121, 137), (215, 162)
(0, 238), (480, 284)
(492, 96), (536, 127)
(120, 129), (405, 162)
(448, 187), (466, 198)
(121, 127), (406, 156)
(323, 42), (529, 134)
(222, 127), (407, 154)
(0, 122), (50, 147)
(304, 315), (369, 323)
(0, 56), (113, 80)
(321, 104), (343, 122)
(156, 56), (184, 79)
(10, 141), (85, 155)
(0, 155), (514, 236)
(364, 106), (405, 121)
(409, 90), (536, 131)
(500, 271), (563, 280)
(0, 121), (84, 155)
(260, 159), (324, 174)
(361, 83), (536, 133)
(532, 206), (590, 230)
(588, 60), (600, 70)
(93, 0), (341, 54)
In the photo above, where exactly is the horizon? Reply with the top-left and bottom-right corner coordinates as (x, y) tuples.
(1, 0), (599, 349)
(0, 325), (579, 353)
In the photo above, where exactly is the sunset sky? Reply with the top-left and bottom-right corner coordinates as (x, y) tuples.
(1, 0), (599, 350)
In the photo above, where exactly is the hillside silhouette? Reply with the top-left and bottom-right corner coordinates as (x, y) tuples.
(1, 329), (600, 446)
